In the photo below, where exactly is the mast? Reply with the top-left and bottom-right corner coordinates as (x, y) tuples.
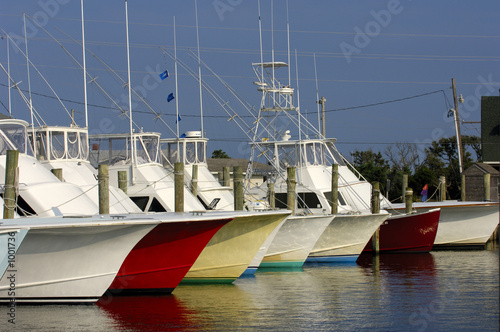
(6, 35), (11, 117)
(314, 53), (320, 134)
(81, 0), (88, 128)
(125, 0), (135, 182)
(195, 0), (204, 137)
(174, 16), (181, 163)
(24, 13), (35, 158)
(451, 78), (463, 173)
(286, 0), (291, 87)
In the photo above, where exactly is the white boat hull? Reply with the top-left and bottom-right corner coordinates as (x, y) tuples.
(260, 215), (334, 268)
(0, 218), (156, 303)
(308, 213), (389, 262)
(387, 201), (499, 247)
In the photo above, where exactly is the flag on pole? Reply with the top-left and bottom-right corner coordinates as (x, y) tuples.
(167, 93), (175, 102)
(176, 114), (181, 124)
(421, 184), (428, 202)
(159, 69), (169, 80)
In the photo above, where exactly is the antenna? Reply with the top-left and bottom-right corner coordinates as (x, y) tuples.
(81, 0), (88, 128)
(257, 0), (264, 83)
(6, 35), (11, 117)
(174, 16), (180, 141)
(286, 0), (291, 87)
(271, 0), (275, 91)
(314, 53), (320, 133)
(125, 0), (135, 181)
(195, 0), (204, 137)
(23, 14), (36, 157)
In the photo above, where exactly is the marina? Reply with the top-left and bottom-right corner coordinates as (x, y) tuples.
(0, 0), (499, 330)
(4, 248), (499, 331)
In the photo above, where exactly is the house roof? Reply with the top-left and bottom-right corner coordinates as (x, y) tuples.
(207, 158), (272, 173)
(463, 162), (500, 175)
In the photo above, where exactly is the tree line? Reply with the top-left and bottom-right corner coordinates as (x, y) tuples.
(350, 136), (481, 201)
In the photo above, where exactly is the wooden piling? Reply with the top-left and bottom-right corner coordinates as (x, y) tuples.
(439, 176), (446, 201)
(223, 166), (230, 187)
(287, 167), (296, 214)
(331, 164), (339, 214)
(98, 164), (109, 215)
(461, 173), (466, 201)
(3, 150), (19, 219)
(268, 181), (275, 209)
(405, 187), (413, 214)
(371, 182), (381, 255)
(175, 162), (184, 212)
(402, 174), (408, 203)
(51, 168), (63, 181)
(191, 164), (198, 197)
(371, 182), (380, 214)
(233, 166), (244, 210)
(484, 173), (491, 201)
(118, 170), (127, 194)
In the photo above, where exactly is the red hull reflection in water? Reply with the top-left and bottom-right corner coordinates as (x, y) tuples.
(97, 294), (205, 330)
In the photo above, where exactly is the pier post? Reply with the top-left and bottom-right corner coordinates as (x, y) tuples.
(223, 166), (230, 187)
(268, 181), (275, 209)
(3, 150), (19, 219)
(175, 162), (184, 212)
(331, 164), (339, 214)
(51, 168), (63, 181)
(191, 164), (198, 197)
(233, 166), (244, 210)
(98, 164), (109, 214)
(371, 182), (380, 255)
(118, 170), (127, 194)
(287, 167), (296, 214)
(402, 174), (408, 203)
(405, 187), (413, 214)
(439, 176), (446, 201)
(218, 171), (223, 185)
(461, 173), (466, 201)
(484, 173), (491, 201)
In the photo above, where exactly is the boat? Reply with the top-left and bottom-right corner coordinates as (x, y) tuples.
(161, 133), (234, 211)
(108, 212), (232, 294)
(0, 214), (159, 303)
(242, 61), (388, 263)
(0, 119), (100, 217)
(89, 132), (205, 212)
(34, 125), (141, 214)
(384, 201), (499, 248)
(363, 208), (441, 253)
(181, 210), (290, 283)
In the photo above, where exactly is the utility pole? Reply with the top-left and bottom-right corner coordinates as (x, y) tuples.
(451, 78), (463, 173)
(318, 96), (326, 138)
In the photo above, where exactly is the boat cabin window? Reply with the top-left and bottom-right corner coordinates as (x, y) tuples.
(137, 135), (160, 165)
(276, 144), (298, 169)
(50, 131), (66, 159)
(0, 122), (34, 156)
(186, 142), (196, 164)
(273, 192), (322, 209)
(324, 191), (347, 207)
(130, 196), (149, 212)
(164, 139), (207, 165)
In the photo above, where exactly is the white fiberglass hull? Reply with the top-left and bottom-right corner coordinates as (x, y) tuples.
(243, 216), (288, 275)
(260, 215), (334, 268)
(387, 201), (499, 247)
(308, 213), (389, 262)
(0, 216), (157, 303)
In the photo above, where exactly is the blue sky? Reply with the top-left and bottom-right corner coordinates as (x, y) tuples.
(1, 0), (499, 161)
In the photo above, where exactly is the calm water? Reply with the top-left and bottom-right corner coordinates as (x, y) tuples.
(5, 247), (499, 331)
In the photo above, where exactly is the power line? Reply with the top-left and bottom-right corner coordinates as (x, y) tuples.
(1, 82), (449, 118)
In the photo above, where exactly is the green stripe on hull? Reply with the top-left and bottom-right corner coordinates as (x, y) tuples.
(180, 277), (237, 285)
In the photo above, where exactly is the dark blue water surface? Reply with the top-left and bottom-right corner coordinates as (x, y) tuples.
(6, 247), (499, 331)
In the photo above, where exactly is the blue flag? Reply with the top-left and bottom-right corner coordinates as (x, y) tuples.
(176, 114), (181, 124)
(167, 93), (175, 102)
(159, 70), (169, 80)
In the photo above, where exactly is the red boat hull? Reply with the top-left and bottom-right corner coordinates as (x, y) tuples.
(363, 209), (440, 253)
(108, 218), (231, 294)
